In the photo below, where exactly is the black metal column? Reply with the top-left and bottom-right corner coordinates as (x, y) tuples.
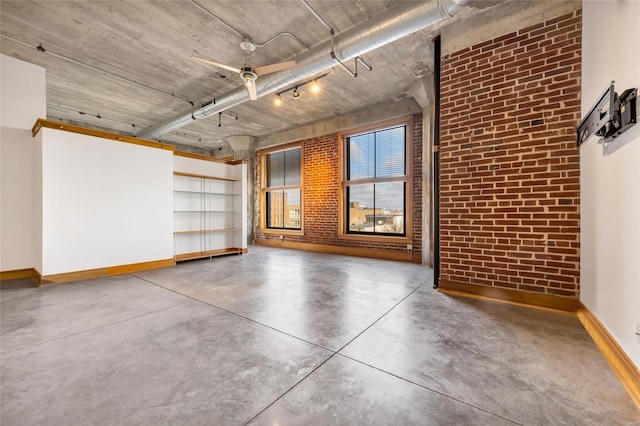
(433, 36), (441, 289)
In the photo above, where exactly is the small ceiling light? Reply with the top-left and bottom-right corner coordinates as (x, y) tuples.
(274, 95), (282, 107)
(311, 80), (320, 93)
(244, 75), (254, 87)
(293, 87), (300, 98)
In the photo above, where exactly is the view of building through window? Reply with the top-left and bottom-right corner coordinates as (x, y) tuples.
(264, 146), (302, 230)
(346, 125), (406, 235)
(267, 190), (301, 229)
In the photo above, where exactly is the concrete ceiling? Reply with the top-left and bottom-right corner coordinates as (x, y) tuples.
(1, 0), (500, 153)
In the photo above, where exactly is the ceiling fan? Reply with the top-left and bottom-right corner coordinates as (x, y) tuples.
(191, 39), (296, 100)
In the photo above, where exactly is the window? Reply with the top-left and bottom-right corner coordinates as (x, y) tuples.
(262, 145), (302, 231)
(342, 120), (410, 237)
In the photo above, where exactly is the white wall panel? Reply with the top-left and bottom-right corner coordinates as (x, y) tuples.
(0, 54), (45, 271)
(0, 128), (36, 270)
(41, 128), (174, 275)
(581, 0), (640, 367)
(0, 54), (46, 130)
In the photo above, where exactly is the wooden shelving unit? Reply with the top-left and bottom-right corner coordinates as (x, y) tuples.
(173, 171), (242, 262)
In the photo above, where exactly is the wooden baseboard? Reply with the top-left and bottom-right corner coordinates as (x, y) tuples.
(0, 268), (34, 281)
(0, 268), (42, 285)
(174, 248), (245, 262)
(40, 258), (174, 286)
(33, 268), (42, 286)
(255, 240), (419, 262)
(577, 302), (640, 409)
(438, 280), (639, 409)
(438, 279), (579, 314)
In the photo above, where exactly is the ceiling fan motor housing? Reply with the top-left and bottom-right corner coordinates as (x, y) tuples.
(240, 68), (258, 85)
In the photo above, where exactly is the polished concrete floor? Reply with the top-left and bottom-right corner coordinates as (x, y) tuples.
(1, 246), (638, 425)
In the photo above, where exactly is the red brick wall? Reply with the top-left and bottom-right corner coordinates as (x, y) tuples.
(254, 114), (423, 260)
(439, 10), (582, 297)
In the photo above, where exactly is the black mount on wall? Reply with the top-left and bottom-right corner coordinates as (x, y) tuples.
(577, 81), (637, 147)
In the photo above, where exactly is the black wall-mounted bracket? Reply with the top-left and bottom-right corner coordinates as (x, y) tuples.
(577, 81), (637, 147)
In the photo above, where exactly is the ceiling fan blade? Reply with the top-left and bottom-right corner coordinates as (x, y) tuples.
(246, 82), (258, 101)
(254, 60), (296, 76)
(190, 56), (241, 74)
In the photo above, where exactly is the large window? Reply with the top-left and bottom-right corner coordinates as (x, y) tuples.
(263, 145), (302, 230)
(343, 122), (409, 236)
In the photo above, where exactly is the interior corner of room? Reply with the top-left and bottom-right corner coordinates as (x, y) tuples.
(0, 0), (638, 418)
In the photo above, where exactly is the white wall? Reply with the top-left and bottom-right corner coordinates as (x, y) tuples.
(174, 155), (240, 180)
(581, 0), (640, 367)
(1, 128), (37, 271)
(41, 128), (174, 275)
(0, 54), (47, 129)
(0, 54), (46, 272)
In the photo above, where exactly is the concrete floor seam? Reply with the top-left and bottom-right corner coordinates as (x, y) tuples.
(332, 279), (429, 355)
(335, 352), (523, 426)
(3, 247), (637, 424)
(130, 273), (337, 353)
(242, 351), (340, 425)
(239, 282), (433, 424)
(130, 274), (433, 425)
(0, 301), (191, 357)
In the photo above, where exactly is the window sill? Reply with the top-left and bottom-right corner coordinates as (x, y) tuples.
(261, 228), (304, 237)
(337, 233), (412, 244)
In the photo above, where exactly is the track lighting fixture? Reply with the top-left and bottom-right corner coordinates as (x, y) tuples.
(272, 70), (331, 107)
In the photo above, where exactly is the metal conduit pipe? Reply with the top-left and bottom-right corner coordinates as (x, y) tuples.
(138, 0), (471, 140)
(299, 0), (334, 33)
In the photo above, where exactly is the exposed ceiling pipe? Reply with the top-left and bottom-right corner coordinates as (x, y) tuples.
(138, 0), (472, 140)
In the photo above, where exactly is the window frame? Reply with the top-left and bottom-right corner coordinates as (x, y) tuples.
(260, 142), (304, 235)
(338, 116), (413, 243)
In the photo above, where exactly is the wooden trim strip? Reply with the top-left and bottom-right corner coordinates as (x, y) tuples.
(0, 268), (41, 285)
(255, 240), (420, 263)
(337, 233), (412, 244)
(31, 118), (175, 151)
(438, 279), (579, 314)
(40, 259), (174, 286)
(33, 268), (42, 286)
(577, 302), (640, 409)
(174, 150), (234, 164)
(175, 248), (244, 262)
(260, 228), (305, 237)
(173, 171), (239, 181)
(0, 268), (34, 281)
(107, 259), (174, 276)
(437, 281), (639, 408)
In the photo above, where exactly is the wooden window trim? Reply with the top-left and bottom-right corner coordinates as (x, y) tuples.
(338, 116), (414, 244)
(259, 142), (304, 235)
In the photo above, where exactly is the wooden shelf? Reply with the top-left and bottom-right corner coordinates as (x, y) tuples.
(173, 168), (244, 261)
(174, 228), (240, 235)
(175, 248), (243, 262)
(173, 171), (239, 181)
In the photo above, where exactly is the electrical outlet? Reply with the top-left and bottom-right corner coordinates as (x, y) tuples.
(407, 244), (412, 251)
(279, 235), (284, 242)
